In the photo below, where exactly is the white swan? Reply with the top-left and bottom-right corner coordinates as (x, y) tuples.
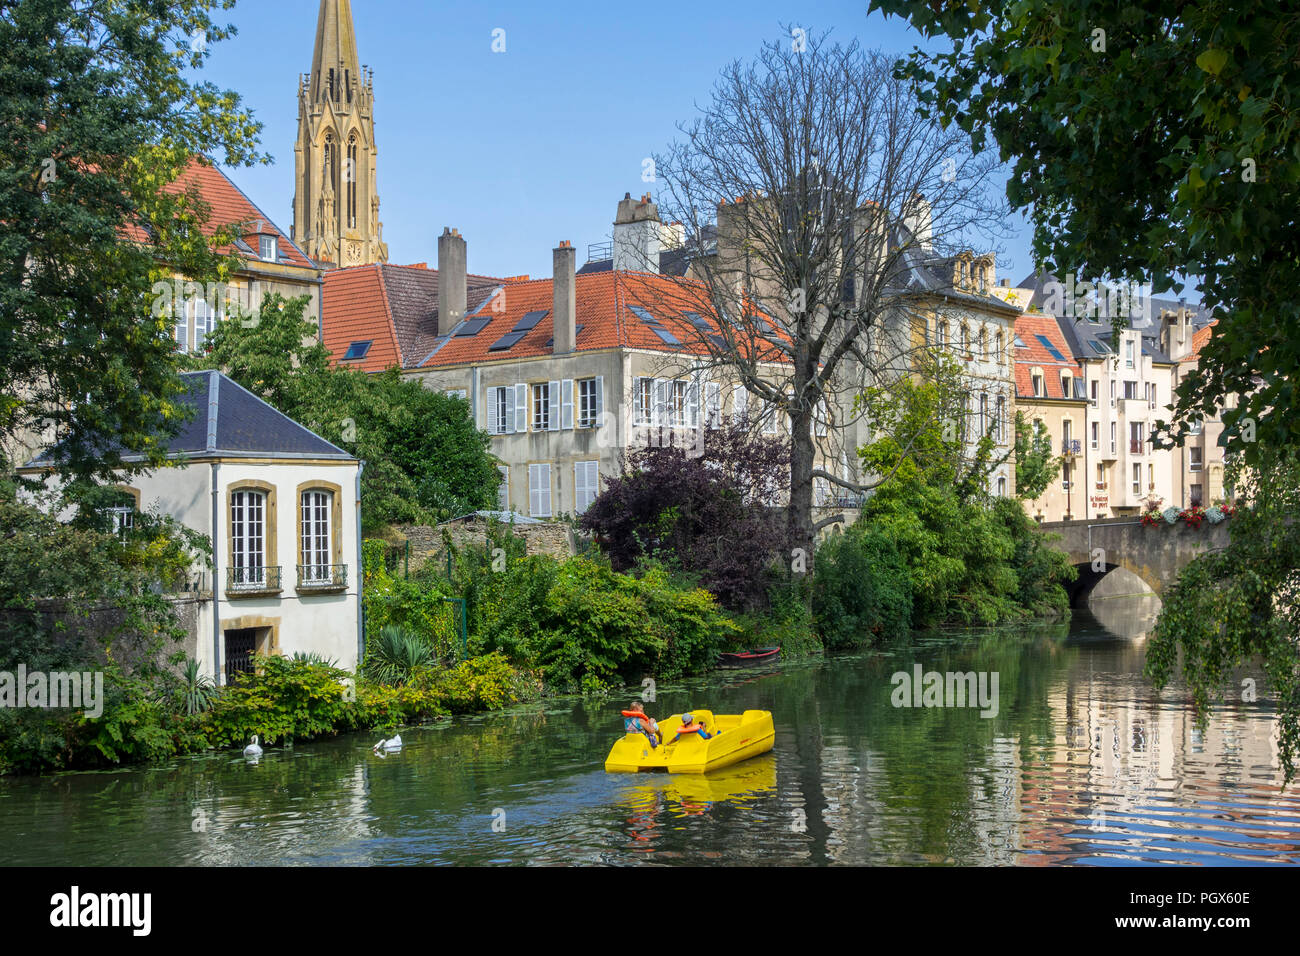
(243, 735), (263, 758)
(373, 734), (402, 753)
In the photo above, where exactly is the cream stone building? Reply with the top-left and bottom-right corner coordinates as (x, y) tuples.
(19, 371), (363, 683)
(1015, 274), (1219, 519)
(1013, 314), (1090, 521)
(291, 0), (388, 268)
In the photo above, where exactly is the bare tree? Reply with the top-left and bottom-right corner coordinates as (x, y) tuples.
(633, 31), (1011, 556)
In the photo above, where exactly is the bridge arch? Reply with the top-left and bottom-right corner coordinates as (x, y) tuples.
(1036, 516), (1231, 609)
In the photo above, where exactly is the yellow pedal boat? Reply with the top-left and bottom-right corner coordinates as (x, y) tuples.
(604, 709), (775, 773)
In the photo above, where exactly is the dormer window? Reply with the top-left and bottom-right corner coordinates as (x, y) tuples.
(259, 235), (278, 262)
(1031, 367), (1045, 397)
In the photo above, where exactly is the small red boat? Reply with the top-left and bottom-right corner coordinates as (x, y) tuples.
(717, 646), (781, 668)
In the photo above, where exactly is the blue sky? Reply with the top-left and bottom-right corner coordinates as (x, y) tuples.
(202, 0), (1046, 282)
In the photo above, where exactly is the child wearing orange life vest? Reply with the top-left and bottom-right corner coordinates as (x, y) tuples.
(622, 700), (661, 747)
(671, 712), (713, 743)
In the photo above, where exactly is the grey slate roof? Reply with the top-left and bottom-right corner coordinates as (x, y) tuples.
(22, 370), (354, 468)
(1017, 271), (1217, 327)
(379, 264), (503, 368)
(1053, 315), (1175, 365)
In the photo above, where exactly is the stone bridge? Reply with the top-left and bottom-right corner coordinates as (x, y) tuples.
(1036, 516), (1231, 607)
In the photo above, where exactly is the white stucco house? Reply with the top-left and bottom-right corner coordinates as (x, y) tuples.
(20, 370), (363, 683)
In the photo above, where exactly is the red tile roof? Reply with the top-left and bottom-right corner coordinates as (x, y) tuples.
(321, 262), (504, 371)
(322, 266), (787, 371)
(1180, 320), (1217, 364)
(420, 271), (783, 369)
(1013, 314), (1084, 400)
(126, 157), (314, 271)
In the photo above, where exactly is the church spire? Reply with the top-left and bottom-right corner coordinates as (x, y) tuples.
(309, 0), (360, 105)
(292, 0), (387, 268)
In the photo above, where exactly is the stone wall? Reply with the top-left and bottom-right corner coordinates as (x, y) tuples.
(394, 518), (575, 571)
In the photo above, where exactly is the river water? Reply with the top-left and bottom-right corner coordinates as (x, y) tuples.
(2, 596), (1297, 866)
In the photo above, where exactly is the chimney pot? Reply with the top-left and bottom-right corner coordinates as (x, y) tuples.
(437, 228), (467, 337)
(553, 241), (577, 355)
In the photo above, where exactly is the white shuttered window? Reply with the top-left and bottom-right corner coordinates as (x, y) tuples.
(528, 464), (552, 517)
(574, 460), (599, 513)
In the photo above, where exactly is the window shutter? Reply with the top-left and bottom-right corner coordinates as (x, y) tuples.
(734, 385), (748, 423)
(633, 377), (644, 425)
(501, 387), (514, 435)
(486, 387), (498, 435)
(549, 380), (561, 431)
(514, 383), (527, 433)
(595, 376), (604, 424)
(562, 379), (574, 429)
(706, 383), (720, 429)
(686, 381), (699, 429)
(654, 378), (668, 427)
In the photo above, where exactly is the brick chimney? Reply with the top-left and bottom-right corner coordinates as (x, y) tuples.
(437, 227), (466, 335)
(612, 192), (661, 273)
(553, 240), (576, 354)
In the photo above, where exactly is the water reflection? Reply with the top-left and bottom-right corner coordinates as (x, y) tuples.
(1, 598), (1297, 866)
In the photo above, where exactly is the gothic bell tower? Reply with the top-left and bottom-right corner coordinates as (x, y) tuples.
(292, 0), (388, 268)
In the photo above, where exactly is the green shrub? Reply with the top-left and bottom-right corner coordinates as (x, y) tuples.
(812, 527), (913, 648)
(364, 625), (436, 686)
(202, 654), (362, 748)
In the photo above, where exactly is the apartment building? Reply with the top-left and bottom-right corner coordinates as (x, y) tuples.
(164, 157), (324, 353)
(1165, 316), (1228, 507)
(1013, 314), (1090, 521)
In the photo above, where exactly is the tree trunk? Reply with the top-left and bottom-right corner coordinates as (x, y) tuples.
(789, 402), (816, 566)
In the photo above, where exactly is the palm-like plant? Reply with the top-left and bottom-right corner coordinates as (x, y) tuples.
(365, 626), (435, 686)
(176, 659), (216, 716)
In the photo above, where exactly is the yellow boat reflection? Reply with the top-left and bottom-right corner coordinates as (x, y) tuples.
(618, 753), (778, 814)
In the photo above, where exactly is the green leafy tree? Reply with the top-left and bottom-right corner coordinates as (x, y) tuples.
(1, 0), (264, 482)
(857, 353), (1008, 506)
(190, 294), (501, 526)
(869, 0), (1300, 460)
(870, 0), (1300, 778)
(856, 358), (1074, 626)
(1013, 413), (1059, 502)
(1147, 448), (1300, 780)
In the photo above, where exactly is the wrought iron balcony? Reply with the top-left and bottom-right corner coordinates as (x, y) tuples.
(297, 564), (348, 591)
(226, 565), (281, 594)
(1061, 439), (1081, 456)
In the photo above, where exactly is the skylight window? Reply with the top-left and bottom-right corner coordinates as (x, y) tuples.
(651, 326), (680, 346)
(1035, 334), (1066, 361)
(454, 318), (491, 337)
(629, 305), (659, 324)
(489, 330), (527, 351)
(342, 340), (371, 361)
(1013, 336), (1027, 349)
(1089, 340), (1112, 354)
(682, 311), (710, 330)
(513, 310), (549, 332)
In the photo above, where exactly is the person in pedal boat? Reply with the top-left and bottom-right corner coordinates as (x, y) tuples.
(622, 700), (661, 747)
(671, 713), (713, 743)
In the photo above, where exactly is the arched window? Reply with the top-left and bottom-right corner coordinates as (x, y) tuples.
(961, 324), (971, 353)
(297, 482), (344, 590)
(228, 481), (277, 592)
(978, 326), (987, 358)
(995, 330), (1004, 363)
(347, 135), (358, 228)
(323, 134), (335, 198)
